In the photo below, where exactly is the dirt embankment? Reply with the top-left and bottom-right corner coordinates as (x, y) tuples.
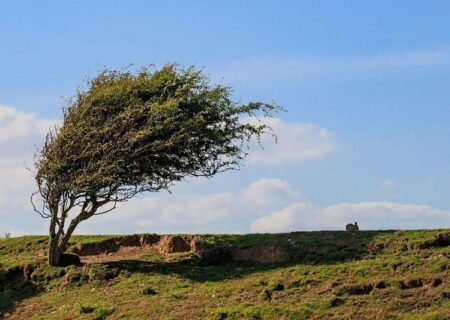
(70, 234), (200, 262)
(69, 234), (311, 264)
(69, 231), (450, 265)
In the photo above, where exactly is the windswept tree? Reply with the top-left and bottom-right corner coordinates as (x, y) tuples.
(33, 65), (279, 266)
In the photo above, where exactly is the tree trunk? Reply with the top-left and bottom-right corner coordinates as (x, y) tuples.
(47, 203), (97, 266)
(48, 206), (62, 266)
(48, 235), (62, 266)
(48, 216), (84, 266)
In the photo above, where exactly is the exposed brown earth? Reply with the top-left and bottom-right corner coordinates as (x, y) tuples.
(79, 246), (160, 264)
(47, 231), (450, 266)
(70, 234), (297, 265)
(71, 234), (200, 264)
(66, 232), (400, 265)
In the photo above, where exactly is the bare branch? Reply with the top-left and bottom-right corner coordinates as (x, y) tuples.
(31, 191), (51, 219)
(94, 201), (118, 216)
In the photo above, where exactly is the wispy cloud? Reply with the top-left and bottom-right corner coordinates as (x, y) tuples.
(245, 117), (335, 165)
(215, 49), (450, 83)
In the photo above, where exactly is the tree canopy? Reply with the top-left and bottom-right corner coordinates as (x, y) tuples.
(34, 65), (280, 265)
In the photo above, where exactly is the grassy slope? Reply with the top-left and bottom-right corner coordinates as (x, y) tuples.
(0, 230), (449, 320)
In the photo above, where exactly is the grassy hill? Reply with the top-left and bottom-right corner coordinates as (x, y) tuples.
(0, 229), (449, 319)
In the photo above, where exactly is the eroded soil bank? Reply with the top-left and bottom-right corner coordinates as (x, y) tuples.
(68, 230), (450, 265)
(70, 234), (201, 263)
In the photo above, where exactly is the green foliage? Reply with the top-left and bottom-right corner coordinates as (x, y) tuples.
(32, 64), (279, 265)
(36, 64), (278, 204)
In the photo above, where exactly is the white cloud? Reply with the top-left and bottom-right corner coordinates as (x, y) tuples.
(251, 201), (450, 232)
(1, 105), (448, 236)
(251, 203), (313, 233)
(79, 178), (301, 234)
(0, 106), (55, 157)
(0, 105), (57, 235)
(0, 105), (329, 235)
(217, 49), (450, 83)
(241, 178), (300, 209)
(160, 192), (236, 224)
(245, 117), (335, 165)
(80, 176), (450, 235)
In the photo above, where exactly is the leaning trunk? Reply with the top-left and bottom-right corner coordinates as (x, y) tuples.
(48, 235), (62, 266)
(48, 204), (62, 266)
(47, 200), (97, 266)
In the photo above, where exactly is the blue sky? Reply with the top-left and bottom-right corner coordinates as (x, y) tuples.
(1, 1), (450, 235)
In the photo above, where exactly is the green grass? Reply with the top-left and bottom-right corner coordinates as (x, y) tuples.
(70, 235), (119, 245)
(0, 229), (449, 319)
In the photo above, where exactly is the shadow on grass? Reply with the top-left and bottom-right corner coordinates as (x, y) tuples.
(0, 267), (44, 317)
(98, 230), (399, 283)
(106, 258), (295, 283)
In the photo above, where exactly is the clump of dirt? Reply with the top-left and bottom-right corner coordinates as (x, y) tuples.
(327, 296), (345, 308)
(3, 264), (67, 286)
(398, 278), (423, 290)
(62, 270), (87, 286)
(391, 262), (402, 272)
(419, 232), (450, 249)
(260, 289), (272, 301)
(142, 287), (158, 296)
(158, 235), (191, 254)
(5, 266), (28, 282)
(337, 283), (374, 296)
(139, 234), (161, 246)
(271, 281), (285, 292)
(432, 278), (443, 287)
(84, 265), (121, 282)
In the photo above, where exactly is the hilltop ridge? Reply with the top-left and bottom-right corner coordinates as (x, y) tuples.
(1, 229), (449, 319)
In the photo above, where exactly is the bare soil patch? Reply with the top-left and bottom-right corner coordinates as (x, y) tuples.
(80, 245), (161, 264)
(72, 234), (201, 264)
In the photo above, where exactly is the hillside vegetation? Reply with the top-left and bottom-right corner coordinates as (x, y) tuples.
(0, 229), (449, 319)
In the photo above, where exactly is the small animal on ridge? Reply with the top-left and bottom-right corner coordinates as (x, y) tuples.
(346, 222), (359, 233)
